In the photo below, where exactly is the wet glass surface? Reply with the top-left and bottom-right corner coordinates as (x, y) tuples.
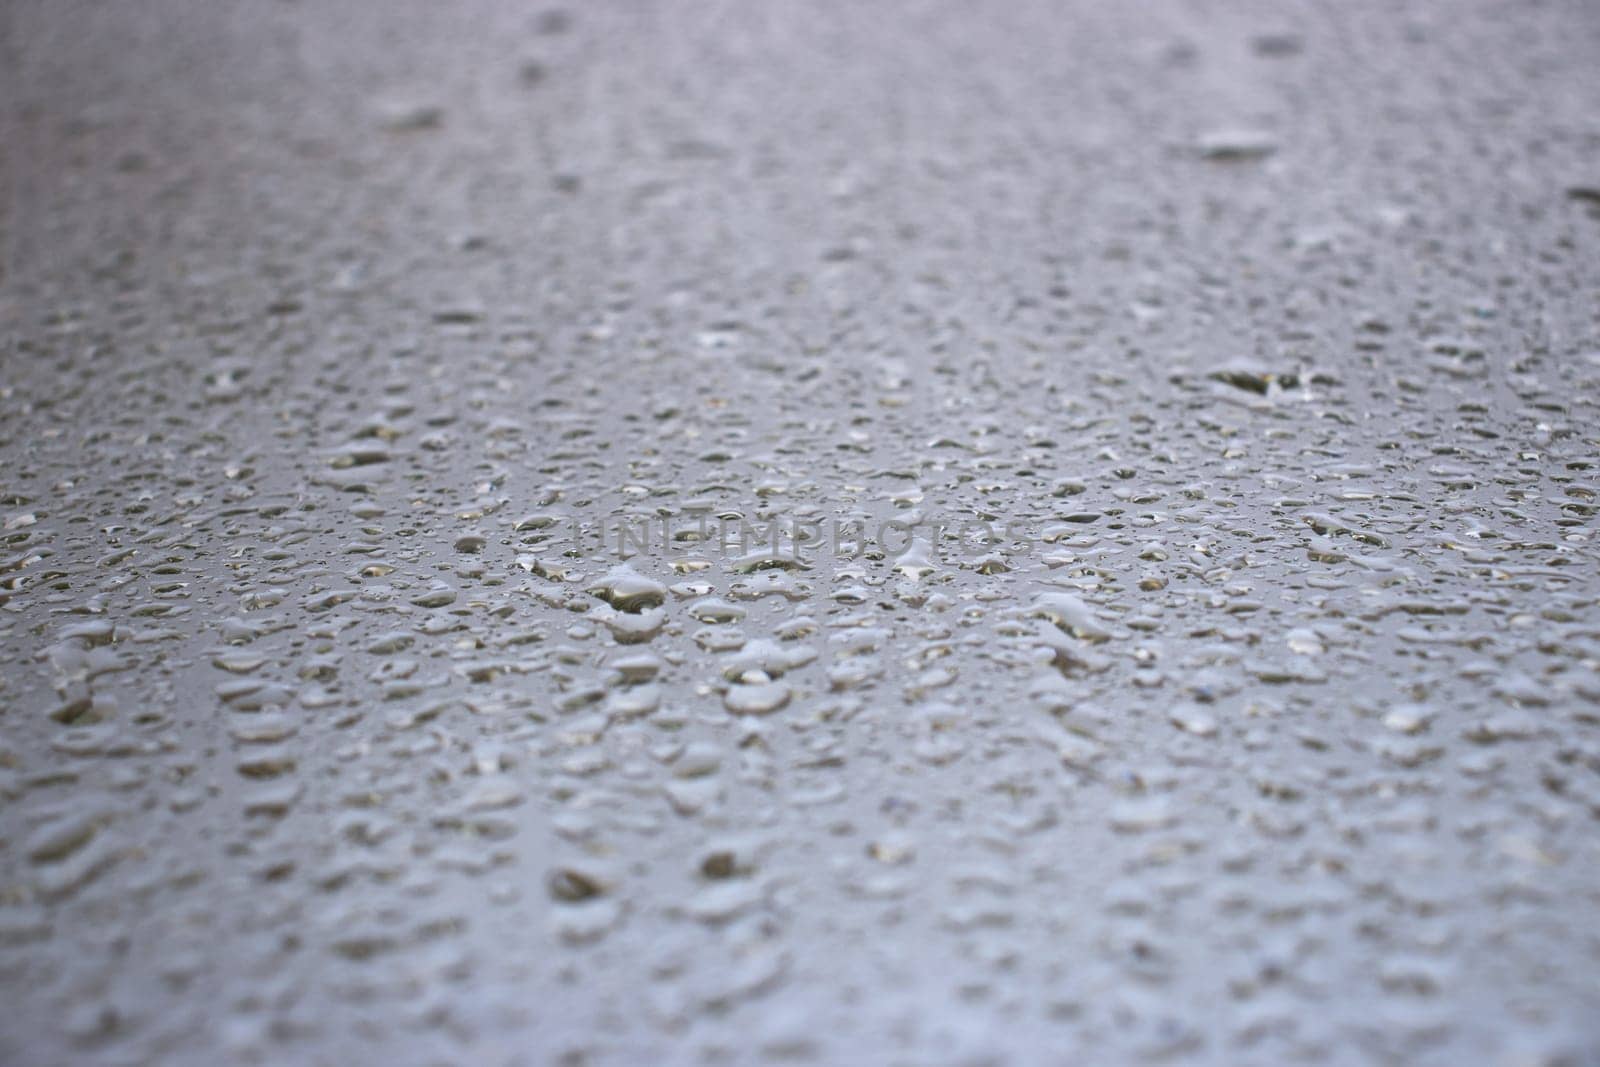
(2, 1), (1599, 1063)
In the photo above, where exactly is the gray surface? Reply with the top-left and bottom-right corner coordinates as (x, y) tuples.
(3, 1), (1600, 1064)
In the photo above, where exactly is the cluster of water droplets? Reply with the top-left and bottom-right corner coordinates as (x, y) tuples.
(4, 0), (1599, 1063)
